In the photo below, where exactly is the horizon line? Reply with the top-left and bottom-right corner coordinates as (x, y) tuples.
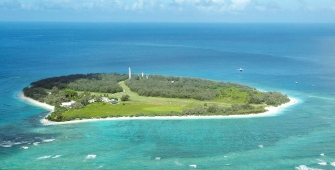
(1, 21), (335, 24)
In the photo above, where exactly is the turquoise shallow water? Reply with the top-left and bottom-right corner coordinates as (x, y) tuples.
(1, 23), (335, 169)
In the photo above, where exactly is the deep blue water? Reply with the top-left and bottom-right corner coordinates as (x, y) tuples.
(1, 22), (335, 169)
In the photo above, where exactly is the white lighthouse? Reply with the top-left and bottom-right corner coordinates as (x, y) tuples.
(129, 67), (131, 79)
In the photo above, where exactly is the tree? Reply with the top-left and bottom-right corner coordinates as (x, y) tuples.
(63, 89), (78, 99)
(51, 86), (59, 95)
(72, 102), (84, 109)
(78, 95), (90, 106)
(121, 94), (130, 101)
(207, 104), (219, 113)
(95, 95), (102, 102)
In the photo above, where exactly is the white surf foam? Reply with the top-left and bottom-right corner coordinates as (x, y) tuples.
(258, 144), (264, 148)
(330, 162), (335, 167)
(37, 155), (52, 160)
(1, 141), (15, 148)
(295, 165), (322, 170)
(33, 142), (40, 146)
(316, 159), (326, 166)
(85, 154), (96, 160)
(174, 161), (183, 166)
(317, 162), (327, 166)
(189, 164), (197, 168)
(1, 144), (12, 148)
(21, 146), (29, 149)
(43, 139), (55, 143)
(52, 155), (61, 158)
(21, 140), (31, 144)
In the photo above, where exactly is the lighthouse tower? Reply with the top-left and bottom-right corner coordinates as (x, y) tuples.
(129, 67), (131, 79)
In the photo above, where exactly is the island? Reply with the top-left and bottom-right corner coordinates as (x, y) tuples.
(21, 72), (296, 125)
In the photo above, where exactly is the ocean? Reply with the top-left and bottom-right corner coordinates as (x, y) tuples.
(1, 22), (335, 169)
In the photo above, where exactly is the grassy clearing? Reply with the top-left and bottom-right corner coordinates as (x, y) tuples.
(64, 81), (233, 118)
(62, 102), (187, 118)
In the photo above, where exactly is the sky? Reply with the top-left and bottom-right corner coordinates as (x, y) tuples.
(0, 0), (335, 23)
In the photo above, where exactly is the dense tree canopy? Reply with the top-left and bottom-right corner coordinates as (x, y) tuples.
(28, 73), (128, 93)
(67, 74), (127, 93)
(126, 75), (221, 100)
(23, 73), (128, 105)
(125, 75), (289, 106)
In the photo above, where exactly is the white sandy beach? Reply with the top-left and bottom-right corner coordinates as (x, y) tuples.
(19, 92), (55, 111)
(19, 93), (298, 126)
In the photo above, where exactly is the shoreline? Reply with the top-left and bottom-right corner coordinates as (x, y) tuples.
(19, 92), (55, 111)
(18, 92), (298, 126)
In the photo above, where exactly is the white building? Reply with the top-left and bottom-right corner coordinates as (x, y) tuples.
(61, 100), (76, 107)
(101, 97), (110, 102)
(88, 99), (96, 103)
(129, 67), (131, 79)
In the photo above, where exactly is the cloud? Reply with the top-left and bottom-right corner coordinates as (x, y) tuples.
(193, 0), (254, 13)
(229, 0), (250, 11)
(20, 3), (36, 10)
(117, 1), (158, 12)
(194, 0), (228, 12)
(0, 0), (334, 22)
(132, 0), (144, 10)
(0, 0), (129, 12)
(0, 0), (21, 9)
(0, 0), (253, 13)
(254, 1), (280, 12)
(296, 0), (306, 5)
(266, 1), (279, 10)
(175, 0), (184, 4)
(296, 0), (316, 11)
(255, 6), (265, 11)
